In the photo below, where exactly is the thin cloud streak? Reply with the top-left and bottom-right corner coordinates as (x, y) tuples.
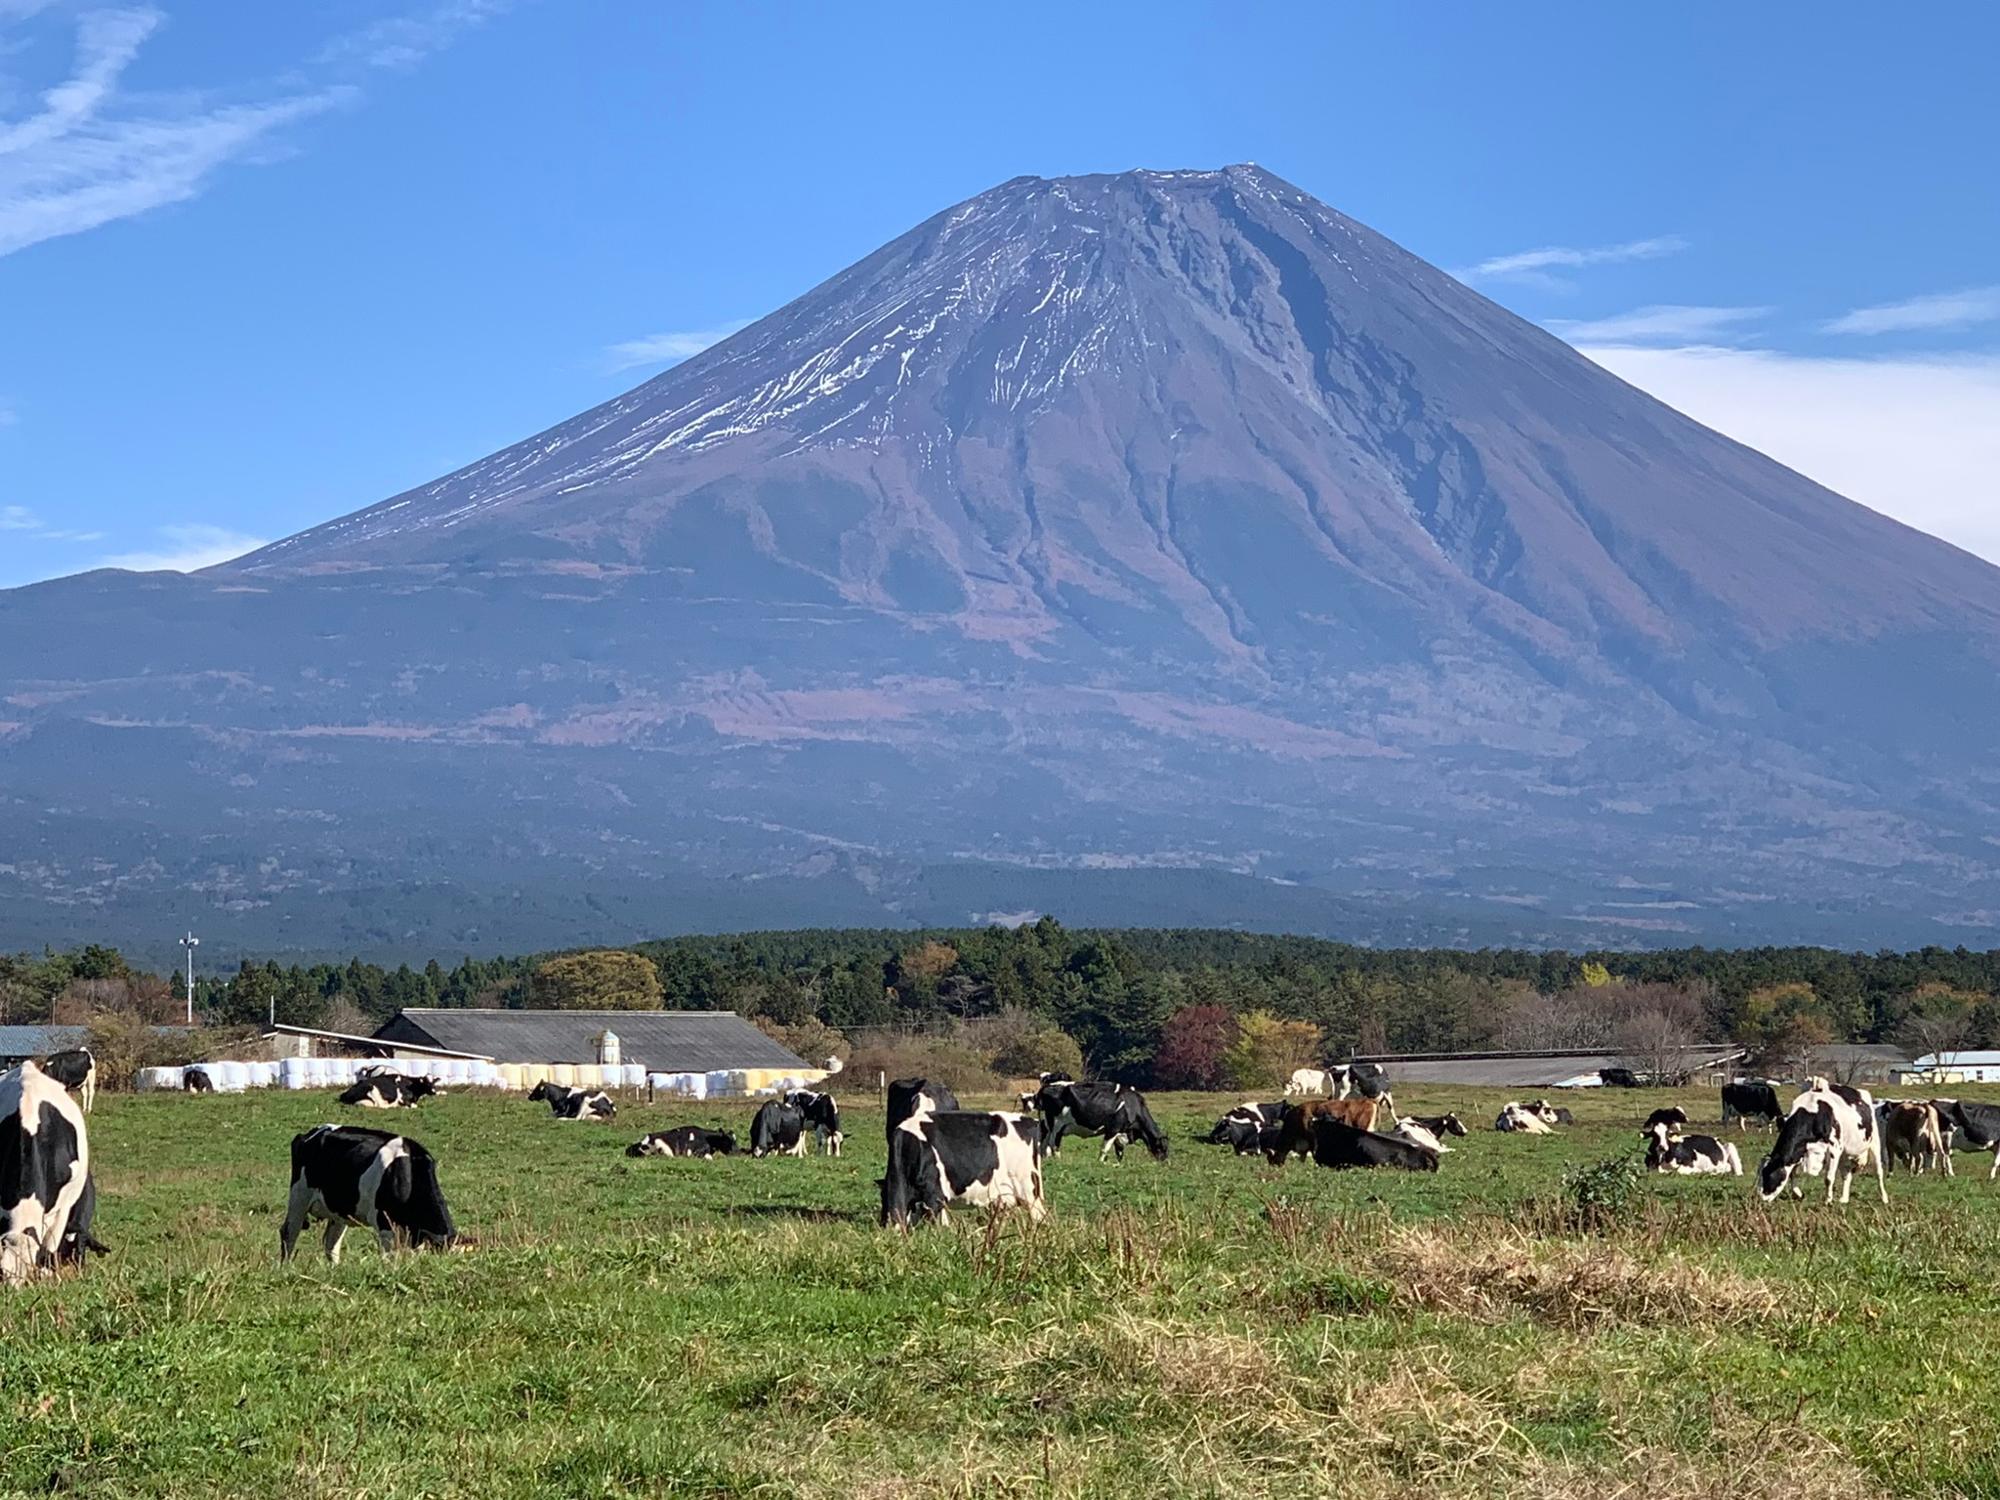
(605, 320), (751, 373)
(316, 0), (511, 72)
(1545, 304), (1769, 345)
(1460, 235), (1686, 285)
(99, 523), (267, 573)
(1579, 342), (2000, 563)
(1825, 286), (2000, 336)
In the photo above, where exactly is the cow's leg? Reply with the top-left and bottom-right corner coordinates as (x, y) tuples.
(322, 1220), (348, 1263)
(1989, 1143), (1999, 1182)
(376, 1220), (398, 1256)
(1872, 1147), (1888, 1205)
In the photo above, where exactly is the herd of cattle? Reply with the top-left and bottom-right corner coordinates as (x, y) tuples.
(9, 1048), (2000, 1278)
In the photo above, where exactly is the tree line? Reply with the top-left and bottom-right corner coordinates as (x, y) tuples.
(6, 921), (1998, 1085)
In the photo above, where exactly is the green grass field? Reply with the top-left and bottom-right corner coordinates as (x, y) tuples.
(4, 1082), (1997, 1498)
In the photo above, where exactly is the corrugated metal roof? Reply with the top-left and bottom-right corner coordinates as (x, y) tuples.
(375, 1009), (810, 1072)
(1382, 1049), (1743, 1088)
(1911, 1050), (2000, 1067)
(0, 1025), (89, 1059)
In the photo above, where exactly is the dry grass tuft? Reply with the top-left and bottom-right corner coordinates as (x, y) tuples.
(1373, 1224), (1790, 1331)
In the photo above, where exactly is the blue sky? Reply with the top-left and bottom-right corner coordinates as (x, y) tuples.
(1, 1), (1995, 586)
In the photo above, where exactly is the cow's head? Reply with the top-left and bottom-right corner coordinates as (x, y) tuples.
(1758, 1101), (1835, 1200)
(526, 1081), (552, 1101)
(407, 1077), (439, 1100)
(1439, 1113), (1468, 1137)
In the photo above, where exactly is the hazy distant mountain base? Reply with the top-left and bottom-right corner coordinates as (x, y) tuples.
(7, 166), (2000, 953)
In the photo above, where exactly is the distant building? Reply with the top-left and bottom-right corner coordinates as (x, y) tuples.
(371, 1008), (810, 1076)
(1358, 1045), (1745, 1089)
(1808, 1043), (1910, 1084)
(0, 1025), (93, 1067)
(1896, 1050), (2000, 1085)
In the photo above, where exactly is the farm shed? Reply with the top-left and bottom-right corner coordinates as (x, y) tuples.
(1897, 1050), (2000, 1085)
(1360, 1046), (1745, 1089)
(0, 1025), (92, 1067)
(1809, 1043), (1910, 1084)
(371, 1008), (817, 1094)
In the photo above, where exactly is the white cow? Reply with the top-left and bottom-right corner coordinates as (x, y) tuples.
(1388, 1117), (1452, 1154)
(1495, 1102), (1553, 1134)
(1756, 1079), (1887, 1204)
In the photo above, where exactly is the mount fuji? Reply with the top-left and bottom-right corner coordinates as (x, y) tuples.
(6, 165), (1999, 955)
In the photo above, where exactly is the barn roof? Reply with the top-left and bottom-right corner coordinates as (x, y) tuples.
(1373, 1046), (1745, 1088)
(0, 1024), (90, 1060)
(373, 1009), (810, 1072)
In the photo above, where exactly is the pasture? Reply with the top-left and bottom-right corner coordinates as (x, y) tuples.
(5, 1083), (1999, 1498)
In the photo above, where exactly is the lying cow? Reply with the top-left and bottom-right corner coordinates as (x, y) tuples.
(1495, 1102), (1553, 1134)
(1599, 1067), (1642, 1088)
(1645, 1106), (1690, 1131)
(1204, 1099), (1285, 1146)
(750, 1097), (807, 1158)
(528, 1081), (615, 1121)
(1404, 1112), (1468, 1142)
(1644, 1122), (1742, 1175)
(627, 1127), (736, 1159)
(1267, 1098), (1377, 1163)
(1526, 1099), (1573, 1126)
(1935, 1099), (2000, 1179)
(0, 1061), (93, 1283)
(1881, 1100), (1950, 1174)
(1757, 1079), (1886, 1205)
(280, 1124), (457, 1262)
(1387, 1117), (1454, 1154)
(787, 1089), (843, 1156)
(40, 1048), (96, 1114)
(339, 1072), (438, 1109)
(1312, 1117), (1438, 1172)
(1721, 1079), (1782, 1130)
(1207, 1116), (1284, 1157)
(886, 1077), (959, 1144)
(880, 1111), (1046, 1229)
(184, 1067), (214, 1094)
(1025, 1080), (1168, 1162)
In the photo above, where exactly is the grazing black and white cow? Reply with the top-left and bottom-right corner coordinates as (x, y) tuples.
(183, 1067), (214, 1094)
(40, 1048), (96, 1114)
(786, 1090), (843, 1156)
(1757, 1080), (1886, 1205)
(1025, 1079), (1168, 1162)
(56, 1173), (109, 1267)
(527, 1081), (615, 1121)
(0, 1062), (92, 1283)
(1644, 1122), (1742, 1175)
(1935, 1099), (2000, 1180)
(1645, 1106), (1690, 1132)
(1346, 1061), (1392, 1101)
(749, 1098), (807, 1158)
(1310, 1117), (1439, 1172)
(879, 1111), (1046, 1229)
(885, 1077), (960, 1143)
(338, 1072), (438, 1109)
(1721, 1080), (1782, 1130)
(280, 1124), (457, 1262)
(1404, 1112), (1468, 1141)
(626, 1127), (736, 1159)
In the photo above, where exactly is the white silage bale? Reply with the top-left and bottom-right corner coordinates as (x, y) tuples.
(280, 1058), (309, 1090)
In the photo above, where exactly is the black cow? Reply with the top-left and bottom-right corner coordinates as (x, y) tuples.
(1405, 1112), (1469, 1140)
(280, 1124), (457, 1261)
(886, 1077), (960, 1144)
(1346, 1061), (1392, 1101)
(1645, 1106), (1690, 1131)
(40, 1048), (96, 1113)
(627, 1127), (737, 1159)
(339, 1072), (439, 1109)
(750, 1098), (807, 1158)
(1935, 1100), (2000, 1180)
(880, 1110), (1046, 1229)
(1026, 1080), (1168, 1162)
(786, 1090), (843, 1156)
(1721, 1080), (1782, 1130)
(528, 1081), (615, 1121)
(184, 1067), (214, 1094)
(1598, 1067), (1642, 1088)
(0, 1061), (92, 1283)
(1310, 1117), (1439, 1172)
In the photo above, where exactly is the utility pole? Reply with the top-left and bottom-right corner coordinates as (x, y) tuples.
(179, 932), (200, 1025)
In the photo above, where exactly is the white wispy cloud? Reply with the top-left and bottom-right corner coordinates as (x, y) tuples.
(1, 504), (105, 542)
(316, 0), (510, 72)
(1578, 342), (2000, 564)
(99, 523), (267, 573)
(1824, 285), (2000, 336)
(604, 320), (751, 373)
(0, 7), (349, 260)
(0, 503), (37, 529)
(1459, 235), (1686, 287)
(1544, 304), (1770, 346)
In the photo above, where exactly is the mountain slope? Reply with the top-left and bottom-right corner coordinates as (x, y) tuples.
(6, 165), (2000, 955)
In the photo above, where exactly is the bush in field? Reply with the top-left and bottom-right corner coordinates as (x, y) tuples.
(1223, 1010), (1322, 1091)
(527, 951), (663, 1011)
(1561, 1151), (1646, 1235)
(1152, 1004), (1239, 1090)
(754, 1015), (851, 1071)
(844, 1035), (995, 1095)
(82, 1016), (257, 1091)
(984, 1009), (1084, 1080)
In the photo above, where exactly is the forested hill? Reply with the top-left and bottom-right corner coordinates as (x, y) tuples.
(10, 924), (2000, 1073)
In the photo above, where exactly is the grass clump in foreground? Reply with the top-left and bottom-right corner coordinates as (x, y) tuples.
(0, 1084), (1996, 1497)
